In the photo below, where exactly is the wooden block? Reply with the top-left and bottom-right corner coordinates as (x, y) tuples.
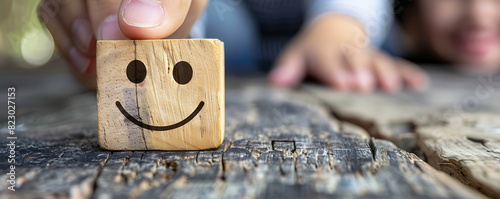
(96, 39), (224, 150)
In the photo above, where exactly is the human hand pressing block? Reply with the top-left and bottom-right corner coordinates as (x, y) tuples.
(38, 0), (207, 89)
(96, 39), (224, 150)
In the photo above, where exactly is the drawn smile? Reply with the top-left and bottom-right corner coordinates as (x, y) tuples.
(116, 101), (205, 131)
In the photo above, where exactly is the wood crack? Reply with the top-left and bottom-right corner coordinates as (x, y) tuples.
(89, 153), (111, 198)
(4, 84), (490, 198)
(369, 137), (377, 161)
(133, 40), (148, 150)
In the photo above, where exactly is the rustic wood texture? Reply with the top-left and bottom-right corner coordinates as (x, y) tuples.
(304, 84), (430, 152)
(96, 39), (224, 150)
(0, 81), (485, 198)
(416, 112), (500, 199)
(303, 69), (500, 198)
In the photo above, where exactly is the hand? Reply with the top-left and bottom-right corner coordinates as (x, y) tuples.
(38, 0), (207, 89)
(269, 14), (428, 93)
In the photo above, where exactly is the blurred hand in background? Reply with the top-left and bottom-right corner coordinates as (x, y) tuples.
(269, 14), (428, 93)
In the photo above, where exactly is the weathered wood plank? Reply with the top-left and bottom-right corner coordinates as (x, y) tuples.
(0, 83), (485, 198)
(416, 113), (500, 199)
(302, 69), (500, 198)
(303, 70), (500, 152)
(303, 83), (431, 152)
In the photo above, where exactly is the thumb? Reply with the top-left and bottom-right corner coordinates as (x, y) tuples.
(118, 0), (192, 39)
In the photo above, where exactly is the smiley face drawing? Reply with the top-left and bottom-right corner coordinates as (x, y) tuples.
(96, 39), (224, 151)
(116, 60), (205, 131)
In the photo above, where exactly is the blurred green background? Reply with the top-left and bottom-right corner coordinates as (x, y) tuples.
(0, 0), (55, 69)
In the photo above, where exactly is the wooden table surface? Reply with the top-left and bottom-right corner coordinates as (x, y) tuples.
(1, 62), (499, 198)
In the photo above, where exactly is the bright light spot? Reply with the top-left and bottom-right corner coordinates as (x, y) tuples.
(21, 28), (54, 67)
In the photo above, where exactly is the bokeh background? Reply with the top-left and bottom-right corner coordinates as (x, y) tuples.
(0, 0), (55, 69)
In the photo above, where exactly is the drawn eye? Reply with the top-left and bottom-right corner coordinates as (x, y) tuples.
(126, 60), (147, 84)
(173, 61), (193, 85)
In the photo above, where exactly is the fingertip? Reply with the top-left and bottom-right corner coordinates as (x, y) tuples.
(69, 47), (90, 73)
(371, 53), (404, 93)
(380, 75), (401, 93)
(409, 73), (430, 92)
(353, 69), (375, 93)
(118, 0), (190, 39)
(269, 64), (302, 87)
(398, 60), (429, 92)
(72, 18), (93, 54)
(98, 15), (128, 40)
(329, 70), (350, 91)
(271, 45), (306, 87)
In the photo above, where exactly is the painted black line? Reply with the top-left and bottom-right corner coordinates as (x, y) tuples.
(116, 101), (204, 131)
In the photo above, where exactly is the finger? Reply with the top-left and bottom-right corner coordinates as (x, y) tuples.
(38, 0), (92, 74)
(397, 59), (429, 91)
(342, 49), (374, 92)
(372, 52), (402, 93)
(270, 44), (307, 87)
(87, 0), (127, 40)
(163, 0), (208, 39)
(309, 48), (350, 90)
(38, 0), (72, 56)
(55, 0), (95, 55)
(118, 0), (193, 39)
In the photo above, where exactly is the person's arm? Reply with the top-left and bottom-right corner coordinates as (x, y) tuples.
(306, 0), (394, 47)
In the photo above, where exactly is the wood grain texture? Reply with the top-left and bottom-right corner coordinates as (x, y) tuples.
(96, 39), (224, 150)
(302, 70), (500, 198)
(0, 84), (485, 199)
(416, 112), (500, 199)
(303, 70), (500, 152)
(303, 83), (432, 152)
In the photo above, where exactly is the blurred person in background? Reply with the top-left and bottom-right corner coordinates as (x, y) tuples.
(200, 0), (426, 92)
(389, 0), (500, 75)
(38, 0), (428, 92)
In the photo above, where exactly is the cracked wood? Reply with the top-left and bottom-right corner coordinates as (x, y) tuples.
(303, 68), (500, 198)
(0, 85), (485, 198)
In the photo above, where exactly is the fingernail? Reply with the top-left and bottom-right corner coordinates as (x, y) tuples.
(69, 47), (90, 73)
(121, 0), (164, 27)
(99, 15), (127, 40)
(72, 18), (93, 52)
